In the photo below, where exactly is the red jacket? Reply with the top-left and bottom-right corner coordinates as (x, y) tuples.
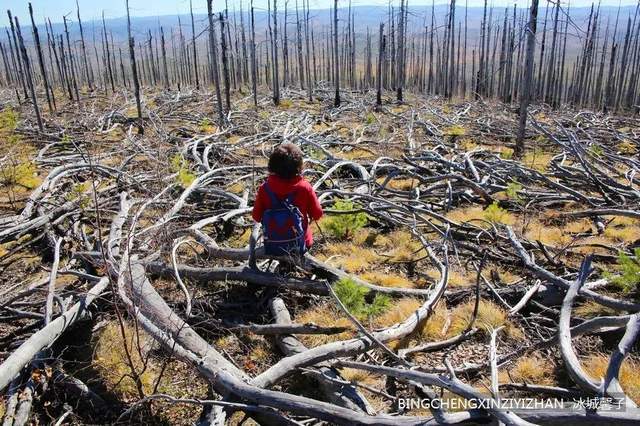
(252, 174), (323, 247)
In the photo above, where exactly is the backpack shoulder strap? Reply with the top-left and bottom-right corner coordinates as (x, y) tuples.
(284, 188), (299, 205)
(263, 183), (282, 208)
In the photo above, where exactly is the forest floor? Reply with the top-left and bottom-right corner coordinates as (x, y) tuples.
(0, 86), (639, 425)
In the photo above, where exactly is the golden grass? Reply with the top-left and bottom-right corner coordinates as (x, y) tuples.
(525, 223), (573, 246)
(499, 355), (555, 385)
(448, 300), (521, 338)
(226, 228), (252, 248)
(583, 354), (640, 404)
(295, 304), (355, 347)
(374, 299), (449, 345)
(523, 149), (553, 172)
(360, 271), (416, 288)
(376, 230), (426, 262)
(340, 367), (378, 385)
(226, 181), (245, 194)
(446, 205), (516, 227)
(376, 176), (419, 191)
(93, 321), (159, 400)
(338, 148), (376, 160)
(574, 300), (619, 318)
(492, 267), (522, 284)
(318, 233), (389, 272)
(603, 217), (640, 243)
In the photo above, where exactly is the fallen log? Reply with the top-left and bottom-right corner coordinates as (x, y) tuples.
(0, 277), (109, 392)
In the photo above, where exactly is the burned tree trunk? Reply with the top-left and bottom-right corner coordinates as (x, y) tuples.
(270, 0), (281, 105)
(376, 23), (385, 108)
(76, 0), (93, 92)
(207, 0), (226, 124)
(190, 0), (200, 90)
(63, 17), (81, 104)
(515, 0), (539, 159)
(102, 13), (115, 93)
(160, 26), (170, 90)
(28, 3), (54, 112)
(14, 16), (43, 132)
(220, 13), (231, 112)
(7, 11), (29, 100)
(250, 0), (258, 107)
(126, 0), (143, 122)
(333, 0), (341, 107)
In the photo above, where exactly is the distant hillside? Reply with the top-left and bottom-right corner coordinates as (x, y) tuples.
(3, 3), (636, 49)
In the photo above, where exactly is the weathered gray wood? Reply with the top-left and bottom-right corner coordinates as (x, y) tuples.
(0, 278), (109, 392)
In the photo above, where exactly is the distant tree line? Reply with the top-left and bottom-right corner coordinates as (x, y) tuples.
(1, 0), (639, 132)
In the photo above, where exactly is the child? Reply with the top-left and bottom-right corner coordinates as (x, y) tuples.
(252, 143), (323, 257)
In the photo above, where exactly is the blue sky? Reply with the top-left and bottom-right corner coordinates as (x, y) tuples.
(6, 0), (638, 23)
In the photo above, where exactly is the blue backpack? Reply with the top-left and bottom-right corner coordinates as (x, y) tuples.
(261, 183), (306, 257)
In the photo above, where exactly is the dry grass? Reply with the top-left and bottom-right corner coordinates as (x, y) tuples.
(376, 176), (419, 191)
(446, 205), (515, 227)
(295, 304), (355, 347)
(226, 227), (252, 248)
(523, 149), (553, 172)
(226, 181), (245, 194)
(574, 300), (619, 318)
(603, 217), (640, 243)
(374, 299), (449, 346)
(426, 267), (475, 287)
(93, 321), (159, 400)
(448, 300), (521, 338)
(339, 367), (377, 385)
(583, 354), (640, 404)
(336, 148), (376, 160)
(376, 230), (426, 262)
(319, 240), (382, 272)
(360, 271), (416, 288)
(499, 355), (555, 385)
(524, 223), (573, 246)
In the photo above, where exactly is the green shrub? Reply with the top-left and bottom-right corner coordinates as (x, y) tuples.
(170, 154), (196, 188)
(483, 201), (511, 224)
(0, 161), (39, 189)
(444, 125), (466, 137)
(333, 278), (390, 320)
(198, 117), (215, 133)
(321, 200), (368, 240)
(588, 144), (604, 158)
(506, 181), (523, 203)
(365, 112), (376, 125)
(606, 248), (640, 294)
(0, 108), (18, 132)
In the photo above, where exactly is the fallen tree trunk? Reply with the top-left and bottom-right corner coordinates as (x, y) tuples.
(0, 277), (109, 392)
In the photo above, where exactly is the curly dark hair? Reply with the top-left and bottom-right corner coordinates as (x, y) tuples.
(268, 143), (303, 179)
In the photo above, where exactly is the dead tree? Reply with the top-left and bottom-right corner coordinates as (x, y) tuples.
(28, 3), (54, 112)
(515, 0), (539, 159)
(207, 0), (225, 124)
(250, 0), (258, 107)
(190, 0), (199, 90)
(333, 0), (341, 106)
(7, 11), (29, 100)
(160, 26), (170, 90)
(63, 17), (81, 103)
(126, 0), (143, 122)
(220, 13), (231, 112)
(102, 13), (115, 93)
(14, 16), (43, 132)
(304, 0), (313, 101)
(376, 23), (385, 108)
(270, 0), (281, 105)
(76, 0), (93, 91)
(396, 0), (406, 102)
